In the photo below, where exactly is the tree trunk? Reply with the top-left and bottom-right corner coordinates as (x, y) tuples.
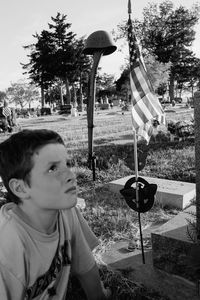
(72, 83), (77, 108)
(79, 73), (83, 112)
(41, 86), (45, 108)
(169, 72), (175, 102)
(60, 85), (64, 105)
(191, 84), (194, 97)
(65, 76), (71, 105)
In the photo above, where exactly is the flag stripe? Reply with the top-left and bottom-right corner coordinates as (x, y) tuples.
(131, 93), (163, 128)
(131, 106), (146, 128)
(132, 98), (153, 124)
(130, 63), (152, 104)
(137, 121), (153, 143)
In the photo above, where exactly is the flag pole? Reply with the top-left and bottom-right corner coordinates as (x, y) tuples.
(133, 129), (145, 264)
(128, 0), (145, 264)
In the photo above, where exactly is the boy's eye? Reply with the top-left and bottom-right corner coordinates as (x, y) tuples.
(48, 164), (58, 173)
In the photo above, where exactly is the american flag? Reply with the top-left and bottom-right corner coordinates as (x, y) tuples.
(127, 16), (165, 142)
(3, 106), (11, 118)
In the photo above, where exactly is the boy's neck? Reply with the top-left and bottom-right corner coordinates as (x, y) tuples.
(15, 205), (58, 235)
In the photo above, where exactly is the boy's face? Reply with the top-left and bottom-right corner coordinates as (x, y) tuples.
(24, 143), (77, 210)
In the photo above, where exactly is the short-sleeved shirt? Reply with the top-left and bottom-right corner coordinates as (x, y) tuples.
(0, 203), (99, 300)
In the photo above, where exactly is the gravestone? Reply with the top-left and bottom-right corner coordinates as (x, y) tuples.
(151, 90), (199, 294)
(59, 104), (72, 115)
(108, 176), (195, 209)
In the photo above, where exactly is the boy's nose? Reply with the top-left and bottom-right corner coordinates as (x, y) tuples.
(60, 168), (75, 183)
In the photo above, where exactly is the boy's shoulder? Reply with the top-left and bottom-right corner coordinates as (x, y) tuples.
(0, 203), (24, 245)
(0, 203), (30, 283)
(0, 203), (27, 265)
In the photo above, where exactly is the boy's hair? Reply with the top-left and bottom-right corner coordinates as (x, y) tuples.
(0, 129), (65, 204)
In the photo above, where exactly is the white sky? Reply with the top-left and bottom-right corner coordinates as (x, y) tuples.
(0, 0), (199, 90)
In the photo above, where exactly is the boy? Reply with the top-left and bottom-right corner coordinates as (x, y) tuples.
(0, 129), (110, 300)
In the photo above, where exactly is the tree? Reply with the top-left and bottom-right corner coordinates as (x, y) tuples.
(138, 1), (200, 100)
(173, 51), (200, 97)
(115, 69), (130, 101)
(156, 83), (168, 98)
(47, 13), (77, 104)
(66, 37), (92, 109)
(23, 13), (92, 107)
(96, 73), (116, 98)
(0, 91), (7, 102)
(7, 80), (39, 109)
(115, 55), (170, 99)
(22, 13), (76, 105)
(144, 54), (170, 91)
(22, 30), (56, 107)
(114, 0), (200, 100)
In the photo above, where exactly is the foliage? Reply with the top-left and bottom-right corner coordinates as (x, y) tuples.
(96, 73), (116, 98)
(156, 82), (167, 97)
(139, 1), (200, 99)
(115, 69), (129, 94)
(22, 30), (56, 90)
(0, 91), (7, 102)
(22, 13), (92, 105)
(142, 54), (170, 91)
(47, 13), (76, 82)
(6, 79), (39, 109)
(115, 55), (170, 96)
(67, 265), (170, 299)
(114, 0), (200, 100)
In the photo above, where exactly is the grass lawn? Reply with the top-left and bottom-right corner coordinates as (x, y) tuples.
(0, 106), (195, 299)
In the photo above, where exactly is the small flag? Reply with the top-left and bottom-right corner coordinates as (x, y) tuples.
(127, 16), (165, 143)
(3, 107), (11, 118)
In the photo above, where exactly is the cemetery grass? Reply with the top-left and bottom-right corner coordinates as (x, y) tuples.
(1, 111), (195, 300)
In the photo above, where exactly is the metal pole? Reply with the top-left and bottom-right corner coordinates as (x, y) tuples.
(133, 129), (145, 264)
(87, 51), (103, 181)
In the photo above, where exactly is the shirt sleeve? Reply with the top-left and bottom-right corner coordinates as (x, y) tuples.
(0, 262), (25, 300)
(70, 207), (99, 276)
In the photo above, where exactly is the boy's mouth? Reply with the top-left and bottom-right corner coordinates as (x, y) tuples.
(65, 186), (76, 193)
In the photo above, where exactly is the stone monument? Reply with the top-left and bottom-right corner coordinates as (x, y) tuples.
(150, 91), (198, 295)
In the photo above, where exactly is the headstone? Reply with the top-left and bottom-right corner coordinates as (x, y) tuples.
(99, 103), (110, 110)
(59, 104), (72, 115)
(71, 107), (77, 117)
(108, 176), (195, 209)
(152, 205), (196, 282)
(104, 96), (109, 104)
(151, 90), (199, 295)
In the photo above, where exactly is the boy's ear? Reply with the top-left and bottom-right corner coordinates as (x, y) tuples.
(9, 178), (29, 199)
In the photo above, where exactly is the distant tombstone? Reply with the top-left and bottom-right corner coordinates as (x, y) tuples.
(104, 96), (109, 104)
(41, 107), (51, 115)
(59, 104), (72, 115)
(71, 107), (77, 117)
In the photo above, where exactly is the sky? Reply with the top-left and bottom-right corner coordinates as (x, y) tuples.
(0, 0), (199, 90)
